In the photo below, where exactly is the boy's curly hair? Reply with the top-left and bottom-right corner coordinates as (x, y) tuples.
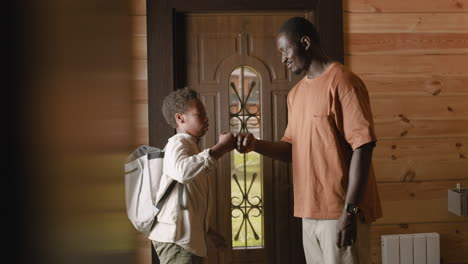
(162, 87), (199, 128)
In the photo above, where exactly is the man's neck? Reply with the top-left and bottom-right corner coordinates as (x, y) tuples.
(305, 53), (332, 79)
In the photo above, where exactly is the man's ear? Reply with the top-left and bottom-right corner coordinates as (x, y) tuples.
(300, 36), (311, 51)
(175, 113), (184, 124)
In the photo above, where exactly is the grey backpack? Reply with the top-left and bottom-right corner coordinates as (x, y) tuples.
(124, 145), (183, 236)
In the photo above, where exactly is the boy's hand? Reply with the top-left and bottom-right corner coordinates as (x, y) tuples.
(207, 227), (228, 249)
(218, 132), (236, 152)
(209, 132), (236, 159)
(236, 133), (257, 153)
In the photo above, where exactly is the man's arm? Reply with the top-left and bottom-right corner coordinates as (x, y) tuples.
(336, 141), (375, 248)
(345, 142), (374, 207)
(237, 133), (292, 162)
(255, 140), (292, 162)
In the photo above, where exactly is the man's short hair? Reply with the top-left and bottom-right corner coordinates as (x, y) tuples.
(162, 87), (199, 128)
(278, 17), (320, 45)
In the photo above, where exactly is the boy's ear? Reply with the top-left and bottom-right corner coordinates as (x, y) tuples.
(175, 113), (184, 124)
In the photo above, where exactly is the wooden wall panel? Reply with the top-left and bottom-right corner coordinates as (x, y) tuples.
(344, 0), (468, 13)
(131, 59), (148, 80)
(362, 75), (468, 95)
(376, 180), (468, 224)
(345, 33), (468, 55)
(131, 0), (146, 15)
(371, 94), (468, 138)
(130, 0), (148, 264)
(132, 35), (147, 59)
(345, 0), (468, 262)
(130, 11), (149, 150)
(132, 80), (148, 102)
(373, 138), (468, 182)
(131, 15), (147, 36)
(135, 103), (149, 145)
(131, 58), (148, 148)
(347, 54), (468, 75)
(375, 119), (468, 139)
(371, 95), (468, 119)
(345, 13), (468, 33)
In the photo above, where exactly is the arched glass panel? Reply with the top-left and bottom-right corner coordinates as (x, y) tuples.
(229, 66), (263, 249)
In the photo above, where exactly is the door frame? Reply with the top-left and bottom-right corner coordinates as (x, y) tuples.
(146, 0), (344, 263)
(147, 0), (343, 148)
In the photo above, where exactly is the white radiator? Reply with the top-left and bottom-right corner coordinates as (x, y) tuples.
(381, 233), (440, 264)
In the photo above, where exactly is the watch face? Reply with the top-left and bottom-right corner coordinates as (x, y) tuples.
(346, 204), (357, 214)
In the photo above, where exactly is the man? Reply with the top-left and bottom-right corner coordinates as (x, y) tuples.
(237, 17), (382, 264)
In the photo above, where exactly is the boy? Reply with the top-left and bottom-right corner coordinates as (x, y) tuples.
(149, 87), (235, 264)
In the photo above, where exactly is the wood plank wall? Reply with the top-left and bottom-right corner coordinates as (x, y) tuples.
(130, 0), (152, 263)
(23, 1), (136, 263)
(131, 0), (468, 263)
(343, 0), (468, 263)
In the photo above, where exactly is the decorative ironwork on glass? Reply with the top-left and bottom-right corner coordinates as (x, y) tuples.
(229, 66), (263, 249)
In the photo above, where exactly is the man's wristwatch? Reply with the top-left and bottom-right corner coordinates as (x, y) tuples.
(344, 203), (359, 215)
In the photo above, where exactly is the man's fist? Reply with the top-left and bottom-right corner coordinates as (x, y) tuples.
(236, 133), (257, 153)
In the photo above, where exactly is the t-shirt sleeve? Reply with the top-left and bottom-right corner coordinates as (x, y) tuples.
(281, 93), (293, 143)
(339, 73), (377, 150)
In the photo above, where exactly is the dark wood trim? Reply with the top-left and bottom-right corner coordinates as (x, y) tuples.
(147, 0), (343, 147)
(163, 0), (317, 12)
(316, 0), (344, 65)
(147, 0), (174, 147)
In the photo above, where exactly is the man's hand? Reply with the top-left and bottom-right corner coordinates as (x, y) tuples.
(236, 133), (257, 153)
(336, 212), (357, 248)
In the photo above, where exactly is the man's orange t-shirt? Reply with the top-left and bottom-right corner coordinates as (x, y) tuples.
(281, 62), (382, 223)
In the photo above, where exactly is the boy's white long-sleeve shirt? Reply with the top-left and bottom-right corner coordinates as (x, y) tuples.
(149, 133), (217, 257)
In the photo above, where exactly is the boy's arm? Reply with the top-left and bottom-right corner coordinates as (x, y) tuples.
(169, 140), (217, 184)
(209, 132), (236, 160)
(169, 133), (235, 183)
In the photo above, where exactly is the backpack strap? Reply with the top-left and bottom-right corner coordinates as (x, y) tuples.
(150, 180), (178, 230)
(155, 180), (177, 211)
(157, 181), (184, 211)
(148, 151), (164, 159)
(178, 184), (185, 210)
(150, 180), (186, 231)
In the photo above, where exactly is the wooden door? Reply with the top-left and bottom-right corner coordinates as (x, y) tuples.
(147, 1), (344, 263)
(177, 13), (306, 264)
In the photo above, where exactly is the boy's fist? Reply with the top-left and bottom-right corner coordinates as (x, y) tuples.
(218, 132), (236, 152)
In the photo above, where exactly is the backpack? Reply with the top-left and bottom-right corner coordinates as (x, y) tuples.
(124, 145), (183, 236)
